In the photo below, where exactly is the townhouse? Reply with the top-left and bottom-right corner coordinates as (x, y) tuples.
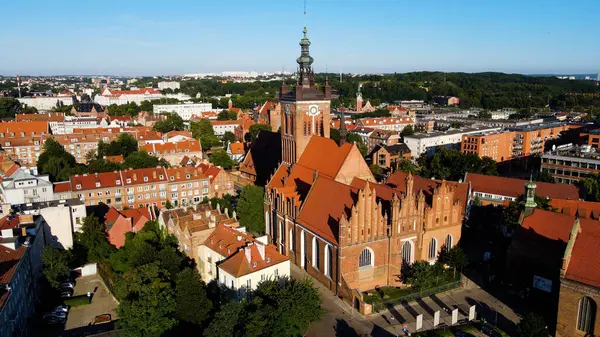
(51, 133), (120, 164)
(355, 116), (414, 133)
(140, 139), (203, 166)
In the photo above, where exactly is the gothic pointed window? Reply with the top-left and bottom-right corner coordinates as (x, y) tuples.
(577, 297), (596, 334)
(359, 248), (373, 269)
(445, 235), (453, 252)
(324, 245), (332, 278)
(402, 241), (413, 264)
(428, 238), (438, 260)
(312, 237), (319, 269)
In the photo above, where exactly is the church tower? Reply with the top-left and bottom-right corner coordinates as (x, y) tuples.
(280, 26), (332, 165)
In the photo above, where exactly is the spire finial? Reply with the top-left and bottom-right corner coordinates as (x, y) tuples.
(303, 0), (307, 32)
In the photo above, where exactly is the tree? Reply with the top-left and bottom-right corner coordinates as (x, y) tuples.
(222, 131), (236, 145)
(37, 138), (77, 181)
(207, 195), (235, 217)
(477, 110), (492, 119)
(209, 150), (235, 169)
(165, 200), (173, 209)
(203, 301), (244, 337)
(396, 159), (419, 174)
(0, 97), (22, 118)
(217, 110), (238, 120)
(123, 151), (169, 169)
(441, 246), (468, 278)
(369, 164), (384, 176)
(249, 123), (271, 140)
(236, 185), (265, 234)
(98, 133), (139, 158)
(153, 113), (184, 133)
(400, 125), (415, 137)
(41, 246), (71, 288)
(345, 133), (368, 157)
(190, 119), (214, 138)
(418, 147), (498, 181)
(517, 313), (549, 337)
(536, 170), (555, 183)
(117, 262), (177, 337)
(76, 215), (114, 262)
(174, 269), (212, 327)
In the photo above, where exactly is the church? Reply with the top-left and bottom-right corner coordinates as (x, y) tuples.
(260, 25), (468, 303)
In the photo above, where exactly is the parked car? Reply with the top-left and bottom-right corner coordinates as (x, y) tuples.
(44, 316), (66, 325)
(52, 305), (69, 313)
(481, 325), (502, 337)
(454, 332), (476, 337)
(94, 314), (112, 325)
(59, 282), (74, 289)
(60, 289), (74, 298)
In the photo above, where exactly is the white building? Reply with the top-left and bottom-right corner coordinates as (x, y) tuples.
(490, 109), (517, 120)
(355, 116), (414, 132)
(153, 102), (213, 121)
(15, 199), (86, 249)
(198, 224), (290, 299)
(157, 81), (180, 91)
(94, 88), (191, 106)
(50, 116), (109, 134)
(0, 170), (55, 205)
(211, 120), (240, 137)
(18, 96), (78, 111)
(404, 127), (501, 158)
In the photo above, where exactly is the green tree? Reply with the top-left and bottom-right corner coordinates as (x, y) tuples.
(369, 164), (384, 176)
(0, 97), (22, 118)
(396, 159), (419, 174)
(174, 268), (212, 327)
(477, 110), (492, 119)
(345, 133), (368, 157)
(418, 147), (497, 181)
(536, 170), (555, 183)
(249, 123), (271, 140)
(440, 246), (468, 278)
(400, 125), (415, 137)
(37, 138), (77, 181)
(123, 151), (169, 169)
(153, 113), (184, 133)
(76, 215), (114, 263)
(222, 131), (236, 145)
(190, 119), (215, 138)
(41, 246), (71, 288)
(217, 110), (238, 120)
(117, 262), (177, 337)
(236, 185), (265, 234)
(403, 261), (447, 290)
(209, 150), (235, 169)
(517, 312), (549, 337)
(203, 302), (244, 337)
(98, 133), (139, 158)
(207, 195), (235, 217)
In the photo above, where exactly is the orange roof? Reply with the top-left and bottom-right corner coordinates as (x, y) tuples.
(386, 171), (469, 208)
(1, 136), (42, 148)
(521, 209), (574, 242)
(229, 142), (245, 155)
(140, 140), (202, 155)
(386, 105), (408, 112)
(297, 176), (357, 244)
(15, 112), (64, 122)
(197, 163), (221, 183)
(0, 121), (49, 136)
(564, 218), (600, 287)
(165, 131), (193, 139)
(357, 117), (413, 126)
(465, 173), (579, 201)
(53, 181), (72, 193)
(165, 166), (208, 182)
(258, 101), (277, 114)
(105, 155), (125, 163)
(120, 208), (152, 226)
(0, 215), (20, 231)
(121, 167), (168, 185)
(204, 224), (288, 277)
(211, 120), (241, 126)
(0, 245), (24, 285)
(71, 172), (122, 191)
(51, 133), (119, 145)
(550, 199), (600, 219)
(296, 136), (354, 180)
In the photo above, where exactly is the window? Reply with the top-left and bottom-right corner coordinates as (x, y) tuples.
(247, 279), (251, 289)
(300, 231), (306, 268)
(359, 248), (373, 269)
(428, 238), (438, 260)
(312, 237), (319, 269)
(402, 241), (413, 264)
(577, 297), (596, 334)
(445, 235), (453, 252)
(289, 228), (294, 251)
(325, 245), (332, 278)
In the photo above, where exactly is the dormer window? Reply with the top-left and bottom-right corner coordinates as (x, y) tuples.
(186, 174), (190, 179)
(76, 184), (81, 189)
(252, 262), (257, 267)
(266, 257), (271, 263)
(170, 176), (174, 180)
(159, 175), (163, 179)
(95, 182), (100, 187)
(116, 180), (121, 185)
(144, 177), (148, 182)
(126, 179), (131, 183)
(5, 142), (10, 146)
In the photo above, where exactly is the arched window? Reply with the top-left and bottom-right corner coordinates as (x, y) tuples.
(428, 238), (438, 260)
(358, 248), (373, 269)
(265, 211), (270, 235)
(325, 245), (332, 278)
(445, 234), (453, 252)
(312, 237), (319, 269)
(577, 297), (596, 334)
(402, 241), (413, 264)
(300, 231), (306, 268)
(289, 228), (294, 251)
(279, 221), (285, 245)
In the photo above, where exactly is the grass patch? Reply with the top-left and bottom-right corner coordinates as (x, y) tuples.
(63, 295), (90, 307)
(363, 286), (413, 304)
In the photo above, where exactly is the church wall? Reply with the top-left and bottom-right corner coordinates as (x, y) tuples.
(340, 238), (390, 292)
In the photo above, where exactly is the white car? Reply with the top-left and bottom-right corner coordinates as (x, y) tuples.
(53, 305), (69, 313)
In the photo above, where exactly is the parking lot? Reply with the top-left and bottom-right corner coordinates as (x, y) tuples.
(64, 274), (119, 330)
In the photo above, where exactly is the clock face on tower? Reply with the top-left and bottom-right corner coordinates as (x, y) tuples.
(307, 105), (319, 117)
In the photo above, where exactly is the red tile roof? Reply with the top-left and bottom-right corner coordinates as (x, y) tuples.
(465, 173), (579, 201)
(229, 142), (245, 155)
(550, 199), (600, 219)
(386, 171), (469, 207)
(140, 140), (202, 155)
(0, 216), (20, 231)
(521, 209), (574, 242)
(565, 218), (600, 287)
(0, 245), (24, 284)
(296, 136), (354, 180)
(53, 181), (72, 193)
(105, 155), (125, 164)
(204, 224), (288, 277)
(197, 163), (221, 183)
(71, 171), (123, 191)
(165, 166), (207, 183)
(0, 121), (49, 136)
(121, 167), (168, 185)
(15, 112), (65, 122)
(297, 176), (357, 245)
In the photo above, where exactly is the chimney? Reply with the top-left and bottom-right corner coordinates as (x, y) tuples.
(133, 173), (137, 181)
(152, 171), (157, 179)
(257, 244), (265, 260)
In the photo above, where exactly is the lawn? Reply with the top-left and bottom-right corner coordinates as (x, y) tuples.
(63, 295), (90, 307)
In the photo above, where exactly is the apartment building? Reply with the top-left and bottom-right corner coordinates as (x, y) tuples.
(15, 112), (65, 132)
(51, 133), (120, 164)
(211, 120), (240, 137)
(461, 131), (516, 162)
(197, 163), (235, 198)
(160, 204), (239, 272)
(165, 166), (210, 207)
(0, 121), (49, 138)
(0, 170), (55, 205)
(355, 116), (414, 133)
(404, 127), (500, 158)
(153, 102), (213, 121)
(140, 139), (203, 166)
(0, 136), (43, 166)
(367, 129), (400, 152)
(540, 144), (600, 184)
(199, 223), (290, 299)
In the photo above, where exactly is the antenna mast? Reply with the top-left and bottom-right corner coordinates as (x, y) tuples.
(16, 75), (21, 98)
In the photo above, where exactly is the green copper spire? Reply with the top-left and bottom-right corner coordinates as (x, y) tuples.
(297, 26), (314, 87)
(524, 175), (537, 209)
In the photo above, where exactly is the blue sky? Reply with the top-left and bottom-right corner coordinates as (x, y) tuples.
(1, 0), (599, 76)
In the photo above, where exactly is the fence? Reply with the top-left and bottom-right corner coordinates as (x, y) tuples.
(372, 280), (462, 313)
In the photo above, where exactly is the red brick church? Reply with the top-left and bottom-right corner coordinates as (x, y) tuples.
(260, 25), (468, 302)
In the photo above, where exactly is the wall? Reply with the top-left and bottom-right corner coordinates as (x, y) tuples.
(40, 205), (77, 249)
(556, 279), (600, 337)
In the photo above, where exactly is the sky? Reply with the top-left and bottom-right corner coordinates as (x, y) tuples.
(1, 0), (599, 76)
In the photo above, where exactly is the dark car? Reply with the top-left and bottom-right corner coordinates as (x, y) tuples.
(481, 325), (502, 337)
(60, 289), (74, 298)
(454, 331), (476, 337)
